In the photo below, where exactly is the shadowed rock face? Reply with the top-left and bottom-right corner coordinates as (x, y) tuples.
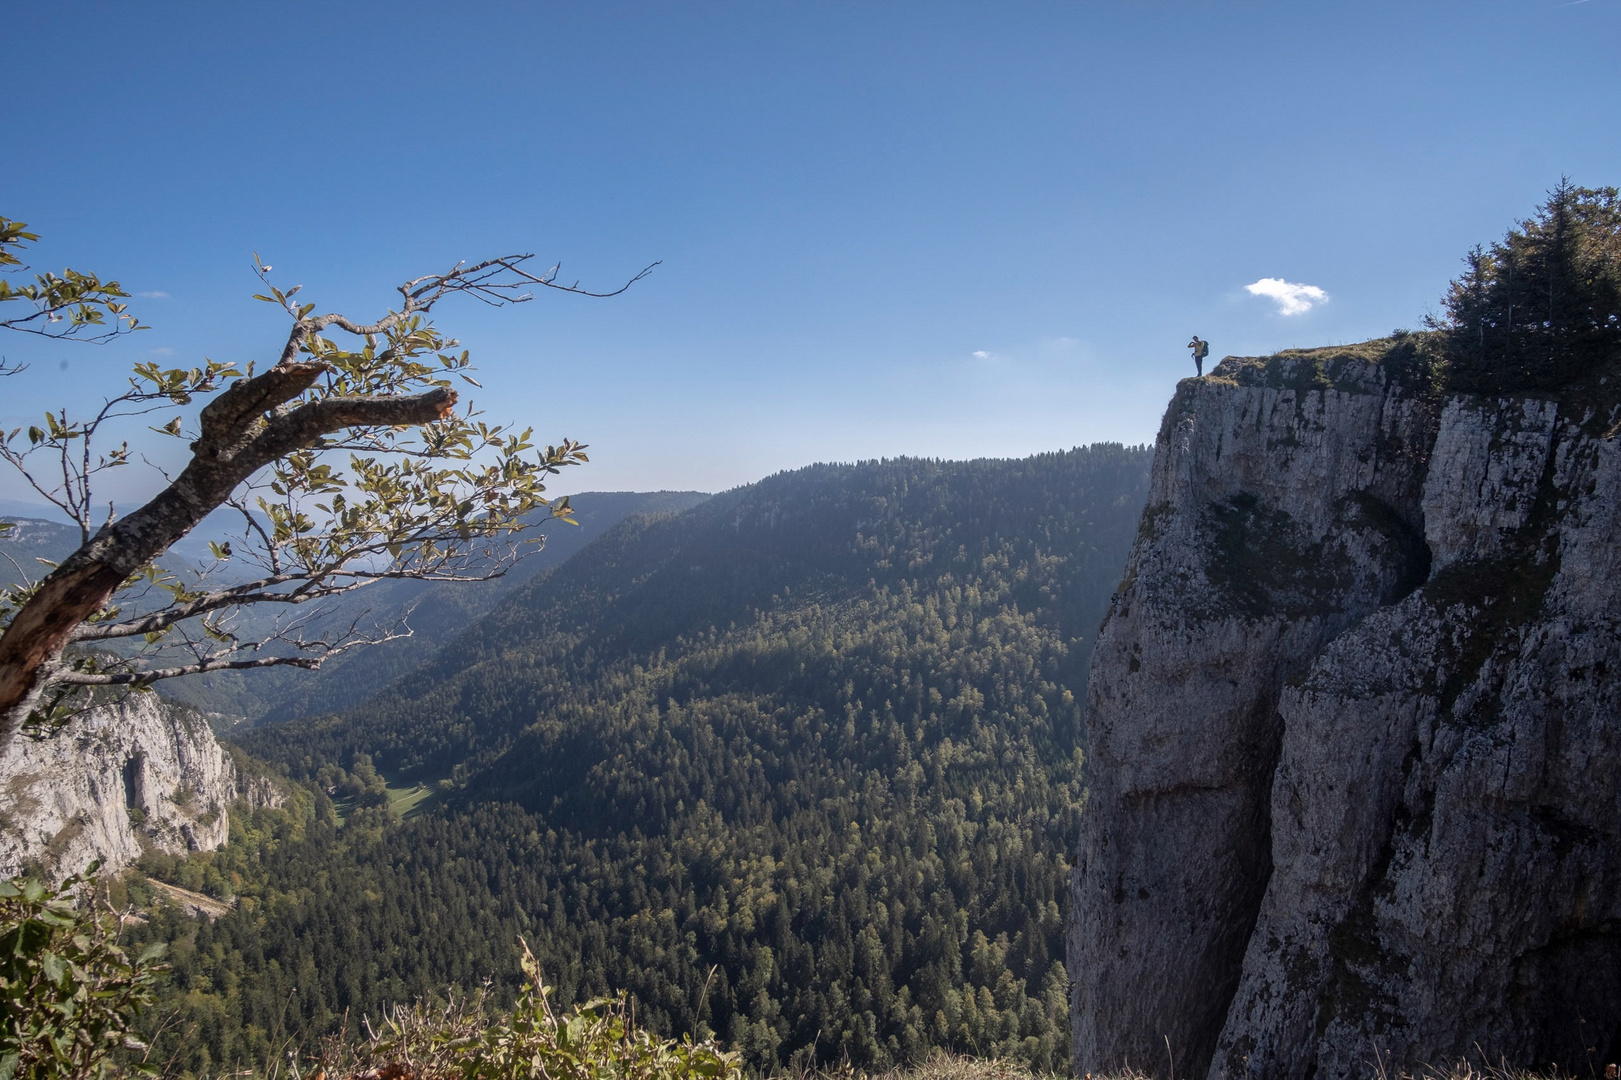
(1070, 350), (1621, 1080)
(0, 694), (281, 879)
(1069, 355), (1437, 1078)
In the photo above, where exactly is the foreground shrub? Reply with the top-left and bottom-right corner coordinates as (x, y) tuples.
(335, 941), (740, 1080)
(0, 867), (165, 1080)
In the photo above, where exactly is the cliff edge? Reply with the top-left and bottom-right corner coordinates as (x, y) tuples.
(0, 693), (282, 880)
(1069, 342), (1621, 1078)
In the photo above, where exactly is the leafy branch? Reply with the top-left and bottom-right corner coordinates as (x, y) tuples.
(0, 223), (653, 748)
(0, 217), (145, 345)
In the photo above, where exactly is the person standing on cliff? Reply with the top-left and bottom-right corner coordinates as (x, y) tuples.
(1188, 335), (1210, 376)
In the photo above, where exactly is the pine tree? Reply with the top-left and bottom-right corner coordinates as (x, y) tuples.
(1432, 179), (1621, 392)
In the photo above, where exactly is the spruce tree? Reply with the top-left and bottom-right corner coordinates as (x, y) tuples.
(1433, 179), (1621, 392)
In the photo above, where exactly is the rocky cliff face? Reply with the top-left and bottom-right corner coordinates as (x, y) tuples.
(0, 693), (281, 880)
(1069, 346), (1621, 1079)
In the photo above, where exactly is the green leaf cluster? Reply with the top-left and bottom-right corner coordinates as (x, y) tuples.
(0, 218), (145, 343)
(0, 868), (166, 1080)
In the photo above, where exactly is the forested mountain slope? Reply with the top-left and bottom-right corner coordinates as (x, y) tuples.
(139, 447), (1152, 1075)
(154, 490), (710, 724)
(253, 450), (1148, 784)
(2, 492), (710, 728)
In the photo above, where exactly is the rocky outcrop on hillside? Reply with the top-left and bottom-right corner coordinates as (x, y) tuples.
(0, 693), (281, 880)
(1069, 346), (1621, 1079)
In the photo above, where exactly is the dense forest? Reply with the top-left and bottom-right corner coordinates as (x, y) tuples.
(152, 490), (712, 725)
(127, 446), (1152, 1076)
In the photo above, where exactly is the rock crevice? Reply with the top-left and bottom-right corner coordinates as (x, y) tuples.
(0, 693), (281, 880)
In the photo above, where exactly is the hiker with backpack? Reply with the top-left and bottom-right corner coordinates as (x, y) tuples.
(1188, 335), (1210, 376)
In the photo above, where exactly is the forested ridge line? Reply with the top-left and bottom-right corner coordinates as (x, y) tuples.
(132, 445), (1152, 1076)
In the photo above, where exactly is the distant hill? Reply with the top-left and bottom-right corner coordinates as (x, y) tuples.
(0, 501), (255, 569)
(0, 515), (80, 587)
(139, 447), (1153, 1075)
(0, 514), (232, 587)
(14, 490), (709, 725)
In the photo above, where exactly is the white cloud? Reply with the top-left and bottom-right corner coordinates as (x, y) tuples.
(137, 290), (170, 299)
(965, 338), (1090, 369)
(1037, 336), (1086, 361)
(1245, 277), (1328, 316)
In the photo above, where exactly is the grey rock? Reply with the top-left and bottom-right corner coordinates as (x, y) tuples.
(0, 693), (281, 880)
(1070, 351), (1621, 1079)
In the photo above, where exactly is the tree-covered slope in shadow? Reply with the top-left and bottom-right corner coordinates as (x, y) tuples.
(250, 447), (1150, 785)
(189, 446), (1150, 1075)
(163, 489), (712, 725)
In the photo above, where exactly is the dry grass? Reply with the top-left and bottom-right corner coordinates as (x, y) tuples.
(780, 1055), (1072, 1080)
(174, 1049), (1598, 1080)
(872, 1058), (1069, 1080)
(1372, 1059), (1586, 1080)
(782, 1053), (1589, 1080)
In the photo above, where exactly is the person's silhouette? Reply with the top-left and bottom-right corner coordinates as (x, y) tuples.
(1188, 335), (1210, 376)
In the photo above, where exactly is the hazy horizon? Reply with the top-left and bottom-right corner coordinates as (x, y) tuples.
(6, 1), (1618, 504)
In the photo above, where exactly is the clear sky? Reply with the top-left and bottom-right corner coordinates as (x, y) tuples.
(4, 1), (1618, 503)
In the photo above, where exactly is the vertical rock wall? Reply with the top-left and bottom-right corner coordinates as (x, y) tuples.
(0, 693), (281, 879)
(1212, 395), (1621, 1078)
(1069, 355), (1436, 1076)
(1070, 349), (1621, 1079)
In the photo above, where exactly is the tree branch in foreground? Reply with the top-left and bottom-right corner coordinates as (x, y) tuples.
(0, 245), (646, 749)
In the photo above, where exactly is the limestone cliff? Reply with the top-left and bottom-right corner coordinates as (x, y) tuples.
(0, 693), (281, 880)
(1069, 344), (1621, 1079)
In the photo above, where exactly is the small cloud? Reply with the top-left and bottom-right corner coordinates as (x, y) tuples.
(137, 290), (171, 299)
(148, 347), (176, 357)
(1037, 336), (1085, 360)
(967, 348), (1014, 366)
(1245, 277), (1328, 316)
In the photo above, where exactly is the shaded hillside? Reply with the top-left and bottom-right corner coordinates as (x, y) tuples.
(253, 451), (1147, 782)
(2, 492), (709, 727)
(144, 447), (1151, 1075)
(0, 516), (80, 585)
(150, 490), (711, 724)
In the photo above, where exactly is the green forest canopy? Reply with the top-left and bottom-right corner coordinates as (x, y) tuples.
(128, 446), (1153, 1076)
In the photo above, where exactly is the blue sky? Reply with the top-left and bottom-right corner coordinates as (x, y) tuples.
(4, 1), (1618, 501)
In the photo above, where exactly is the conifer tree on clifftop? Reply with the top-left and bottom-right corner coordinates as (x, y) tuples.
(1432, 179), (1621, 392)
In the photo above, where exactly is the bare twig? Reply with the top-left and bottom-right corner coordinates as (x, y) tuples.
(0, 241), (631, 745)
